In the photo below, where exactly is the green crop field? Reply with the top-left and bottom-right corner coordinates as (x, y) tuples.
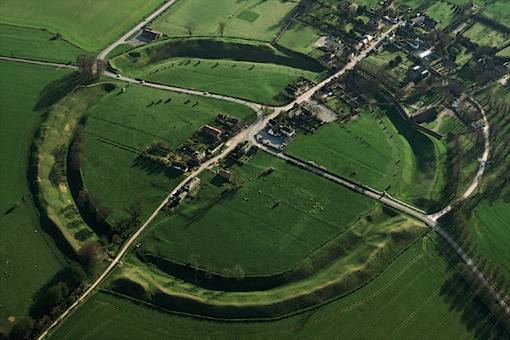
(81, 84), (256, 227)
(482, 1), (510, 28)
(50, 237), (506, 339)
(0, 24), (84, 63)
(0, 61), (68, 331)
(426, 2), (456, 30)
(0, 0), (164, 54)
(152, 0), (298, 42)
(137, 151), (377, 276)
(110, 38), (325, 105)
(469, 201), (510, 279)
(463, 23), (510, 48)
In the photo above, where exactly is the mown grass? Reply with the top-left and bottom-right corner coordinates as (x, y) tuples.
(0, 0), (165, 52)
(463, 22), (510, 48)
(0, 24), (84, 63)
(0, 61), (68, 330)
(138, 151), (377, 276)
(81, 84), (256, 227)
(365, 49), (414, 83)
(152, 0), (297, 42)
(50, 237), (506, 339)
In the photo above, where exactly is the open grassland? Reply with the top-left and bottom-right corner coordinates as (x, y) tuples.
(152, 0), (297, 42)
(277, 22), (321, 56)
(0, 0), (164, 53)
(111, 38), (325, 105)
(137, 151), (377, 277)
(395, 0), (428, 9)
(463, 23), (510, 48)
(0, 61), (68, 331)
(425, 1), (457, 30)
(81, 84), (256, 227)
(482, 1), (510, 29)
(50, 237), (506, 339)
(0, 24), (84, 63)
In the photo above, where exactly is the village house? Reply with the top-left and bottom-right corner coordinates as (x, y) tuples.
(201, 125), (223, 140)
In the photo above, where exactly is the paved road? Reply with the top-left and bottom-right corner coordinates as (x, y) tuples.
(97, 0), (179, 61)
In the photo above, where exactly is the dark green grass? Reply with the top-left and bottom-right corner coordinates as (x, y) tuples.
(0, 24), (84, 63)
(237, 10), (260, 23)
(0, 61), (68, 328)
(50, 237), (506, 339)
(81, 84), (256, 225)
(139, 152), (376, 276)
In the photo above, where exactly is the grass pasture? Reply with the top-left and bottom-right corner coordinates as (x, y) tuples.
(277, 22), (322, 56)
(137, 151), (377, 277)
(152, 0), (298, 42)
(0, 0), (165, 53)
(463, 22), (510, 48)
(0, 24), (84, 63)
(286, 107), (448, 212)
(286, 111), (397, 190)
(50, 237), (506, 339)
(0, 61), (68, 330)
(110, 38), (325, 105)
(81, 84), (256, 227)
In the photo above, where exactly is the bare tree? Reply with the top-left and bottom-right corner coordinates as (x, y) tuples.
(76, 54), (96, 82)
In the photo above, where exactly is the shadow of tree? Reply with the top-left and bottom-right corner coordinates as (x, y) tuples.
(437, 240), (509, 339)
(33, 72), (82, 111)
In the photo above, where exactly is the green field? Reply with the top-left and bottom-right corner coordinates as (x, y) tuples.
(137, 151), (377, 276)
(469, 201), (510, 279)
(50, 237), (506, 339)
(277, 22), (321, 55)
(482, 1), (510, 29)
(0, 0), (164, 53)
(463, 22), (510, 48)
(0, 24), (84, 63)
(286, 111), (397, 190)
(110, 38), (325, 105)
(425, 1), (456, 30)
(81, 84), (256, 227)
(152, 0), (298, 42)
(0, 61), (68, 331)
(286, 107), (448, 212)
